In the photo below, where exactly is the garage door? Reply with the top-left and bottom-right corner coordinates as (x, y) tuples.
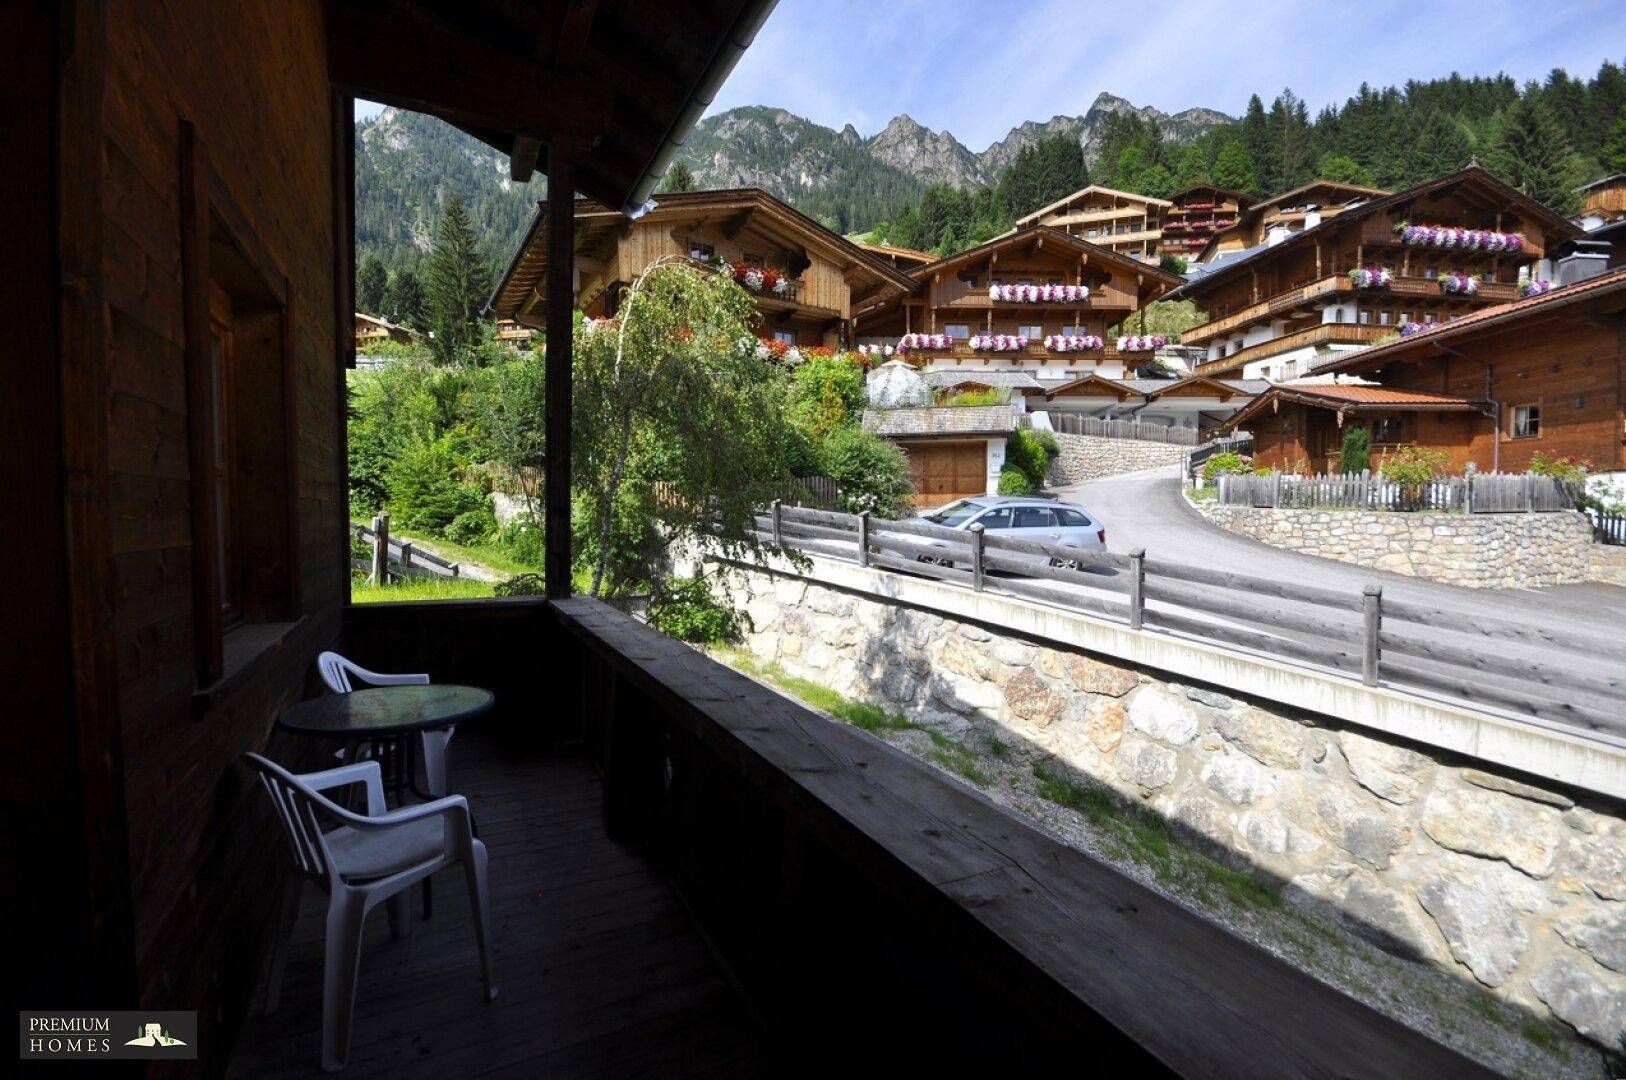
(904, 440), (986, 507)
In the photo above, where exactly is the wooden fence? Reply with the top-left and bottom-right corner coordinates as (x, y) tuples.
(1217, 471), (1580, 514)
(1184, 434), (1253, 479)
(1590, 508), (1626, 546)
(751, 502), (1626, 739)
(1043, 413), (1204, 445)
(351, 515), (460, 581)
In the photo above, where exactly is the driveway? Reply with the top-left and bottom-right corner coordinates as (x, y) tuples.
(1057, 466), (1626, 634)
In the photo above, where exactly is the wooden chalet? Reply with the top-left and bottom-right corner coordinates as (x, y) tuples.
(10, 1), (1516, 1076)
(487, 188), (915, 347)
(1169, 167), (1583, 382)
(1221, 267), (1626, 473)
(1014, 184), (1171, 261)
(1578, 173), (1626, 227)
(861, 240), (936, 272)
(1160, 184), (1256, 260)
(1197, 179), (1390, 261)
(1043, 374), (1267, 435)
(354, 312), (419, 348)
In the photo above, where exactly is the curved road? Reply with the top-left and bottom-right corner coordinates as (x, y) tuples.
(1058, 466), (1626, 634)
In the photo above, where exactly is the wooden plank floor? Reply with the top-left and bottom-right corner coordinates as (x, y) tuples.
(230, 732), (764, 1079)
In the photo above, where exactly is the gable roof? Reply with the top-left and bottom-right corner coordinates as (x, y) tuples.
(1216, 383), (1486, 434)
(906, 225), (1184, 288)
(1043, 373), (1139, 400)
(861, 241), (935, 266)
(1141, 375), (1257, 401)
(1307, 266), (1626, 379)
(1250, 178), (1389, 213)
(1015, 184), (1174, 226)
(1168, 184), (1258, 208)
(1578, 173), (1626, 193)
(488, 187), (915, 317)
(1166, 167), (1585, 302)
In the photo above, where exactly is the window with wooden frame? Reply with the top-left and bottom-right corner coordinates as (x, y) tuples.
(1370, 417), (1404, 444)
(688, 240), (714, 261)
(1511, 404), (1541, 439)
(181, 122), (301, 686)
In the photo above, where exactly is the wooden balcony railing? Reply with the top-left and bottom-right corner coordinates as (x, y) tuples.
(1195, 322), (1389, 376)
(1184, 274), (1519, 346)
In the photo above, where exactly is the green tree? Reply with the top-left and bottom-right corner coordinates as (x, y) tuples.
(997, 134), (1088, 219)
(1211, 140), (1260, 195)
(383, 266), (427, 330)
(1238, 94), (1271, 194)
(1316, 153), (1374, 187)
(1339, 426), (1371, 475)
(424, 196), (494, 364)
(661, 159), (697, 192)
(572, 259), (801, 596)
(787, 353), (866, 439)
(357, 254), (389, 315)
(1485, 96), (1581, 214)
(1602, 109), (1626, 172)
(1405, 112), (1473, 183)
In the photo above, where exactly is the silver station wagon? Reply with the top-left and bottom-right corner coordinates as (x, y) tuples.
(890, 496), (1107, 570)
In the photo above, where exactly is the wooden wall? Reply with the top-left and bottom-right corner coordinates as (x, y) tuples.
(36, 0), (349, 1062)
(1377, 315), (1625, 472)
(1250, 408), (1488, 473)
(621, 217), (856, 316)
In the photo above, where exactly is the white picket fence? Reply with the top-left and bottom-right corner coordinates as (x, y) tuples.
(1217, 471), (1579, 514)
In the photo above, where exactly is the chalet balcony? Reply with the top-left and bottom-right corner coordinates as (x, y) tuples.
(1182, 274), (1520, 346)
(1195, 322), (1391, 376)
(896, 340), (1137, 365)
(219, 596), (1484, 1078)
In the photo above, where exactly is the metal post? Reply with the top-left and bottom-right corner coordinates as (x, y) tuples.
(1362, 584), (1382, 686)
(399, 541), (413, 576)
(1128, 547), (1146, 629)
(969, 523), (985, 591)
(771, 499), (783, 548)
(857, 511), (870, 569)
(371, 512), (389, 585)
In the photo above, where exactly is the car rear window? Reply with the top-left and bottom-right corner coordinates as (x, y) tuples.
(924, 501), (982, 527)
(1055, 508), (1092, 527)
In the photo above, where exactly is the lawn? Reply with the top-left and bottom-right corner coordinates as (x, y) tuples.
(385, 525), (542, 578)
(349, 575), (498, 603)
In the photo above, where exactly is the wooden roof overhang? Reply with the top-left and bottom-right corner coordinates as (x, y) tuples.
(1216, 385), (1486, 434)
(327, 0), (780, 215)
(1168, 184), (1257, 209)
(490, 188), (913, 322)
(1014, 184), (1174, 227)
(1141, 375), (1250, 402)
(1168, 167), (1584, 304)
(1043, 373), (1139, 401)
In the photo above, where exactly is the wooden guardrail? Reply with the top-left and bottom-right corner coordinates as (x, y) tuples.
(351, 514), (460, 581)
(753, 503), (1626, 739)
(1590, 507), (1626, 546)
(1044, 413), (1204, 445)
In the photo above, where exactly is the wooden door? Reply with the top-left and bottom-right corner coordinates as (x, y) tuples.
(905, 440), (987, 506)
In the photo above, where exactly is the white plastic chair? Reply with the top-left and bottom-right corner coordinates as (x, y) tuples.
(248, 753), (496, 1072)
(317, 651), (454, 796)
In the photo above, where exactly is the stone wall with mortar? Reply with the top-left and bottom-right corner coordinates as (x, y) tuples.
(1589, 543), (1626, 587)
(725, 566), (1626, 1048)
(1191, 502), (1594, 589)
(1046, 432), (1187, 486)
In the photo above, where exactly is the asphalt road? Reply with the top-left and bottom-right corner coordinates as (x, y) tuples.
(1054, 466), (1626, 640)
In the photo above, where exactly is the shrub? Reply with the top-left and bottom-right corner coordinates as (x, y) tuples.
(940, 388), (1004, 407)
(997, 465), (1034, 495)
(645, 575), (742, 644)
(819, 425), (916, 518)
(1201, 451), (1255, 481)
(385, 431), (490, 534)
(787, 352), (866, 438)
(1378, 445), (1448, 486)
(1006, 428), (1059, 489)
(1338, 427), (1371, 475)
(493, 572), (545, 597)
(495, 514), (544, 567)
(444, 507), (499, 546)
(1528, 451), (1590, 484)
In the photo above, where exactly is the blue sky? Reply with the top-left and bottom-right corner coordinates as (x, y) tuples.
(357, 0), (1624, 149)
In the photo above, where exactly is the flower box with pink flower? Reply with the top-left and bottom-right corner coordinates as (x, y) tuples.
(1439, 273), (1480, 296)
(988, 283), (1090, 303)
(897, 332), (953, 352)
(967, 333), (1030, 352)
(1115, 334), (1167, 352)
(1043, 334), (1104, 353)
(1393, 222), (1525, 253)
(1347, 266), (1394, 289)
(1519, 278), (1554, 299)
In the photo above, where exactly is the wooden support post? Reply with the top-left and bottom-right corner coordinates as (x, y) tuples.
(544, 145), (575, 598)
(771, 499), (783, 548)
(1362, 584), (1383, 686)
(857, 511), (870, 568)
(969, 523), (985, 591)
(371, 513), (389, 585)
(399, 541), (413, 576)
(1128, 547), (1146, 629)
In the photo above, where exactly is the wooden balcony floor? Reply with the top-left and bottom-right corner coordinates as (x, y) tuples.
(230, 731), (764, 1079)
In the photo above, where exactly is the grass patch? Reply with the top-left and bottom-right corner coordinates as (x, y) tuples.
(388, 526), (542, 578)
(925, 731), (991, 787)
(1519, 1017), (1569, 1057)
(350, 576), (498, 603)
(985, 733), (1009, 759)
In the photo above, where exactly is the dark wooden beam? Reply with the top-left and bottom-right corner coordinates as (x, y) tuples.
(511, 134), (542, 183)
(721, 207), (754, 240)
(545, 146), (576, 598)
(329, 1), (612, 139)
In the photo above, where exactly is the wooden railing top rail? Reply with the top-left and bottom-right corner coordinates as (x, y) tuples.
(550, 596), (1492, 1078)
(1195, 323), (1388, 377)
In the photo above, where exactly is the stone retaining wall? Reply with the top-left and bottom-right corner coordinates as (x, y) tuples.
(1046, 432), (1186, 486)
(1191, 501), (1594, 589)
(1589, 543), (1626, 587)
(724, 565), (1625, 1048)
